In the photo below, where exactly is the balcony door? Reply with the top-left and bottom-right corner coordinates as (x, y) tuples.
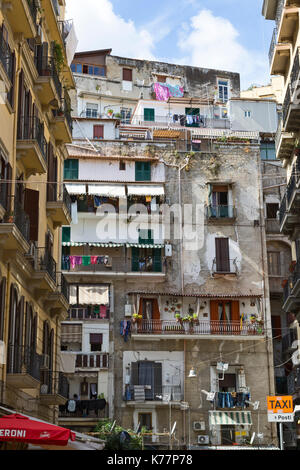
(210, 300), (240, 335)
(210, 185), (230, 217)
(138, 298), (161, 333)
(215, 238), (230, 273)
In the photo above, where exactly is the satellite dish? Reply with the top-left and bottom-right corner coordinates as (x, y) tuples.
(171, 422), (177, 435)
(250, 432), (256, 445)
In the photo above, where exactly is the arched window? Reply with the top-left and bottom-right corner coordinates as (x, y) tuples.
(0, 277), (6, 341)
(7, 285), (24, 374)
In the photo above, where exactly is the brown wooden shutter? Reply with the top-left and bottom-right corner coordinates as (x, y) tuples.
(130, 362), (139, 385)
(231, 300), (240, 334)
(153, 362), (162, 396)
(93, 125), (104, 139)
(24, 188), (39, 241)
(90, 333), (103, 344)
(80, 380), (88, 395)
(271, 315), (282, 339)
(210, 300), (219, 334)
(17, 70), (25, 138)
(122, 68), (132, 81)
(215, 238), (230, 272)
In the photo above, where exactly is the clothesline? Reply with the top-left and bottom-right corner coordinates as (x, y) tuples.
(62, 255), (110, 270)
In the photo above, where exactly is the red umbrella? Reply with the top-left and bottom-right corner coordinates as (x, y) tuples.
(0, 414), (76, 446)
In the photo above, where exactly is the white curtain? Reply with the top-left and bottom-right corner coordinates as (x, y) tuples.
(71, 201), (78, 224)
(69, 285), (77, 305)
(78, 286), (109, 305)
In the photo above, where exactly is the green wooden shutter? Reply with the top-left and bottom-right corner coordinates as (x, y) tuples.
(131, 247), (139, 272)
(64, 159), (78, 180)
(138, 229), (153, 244)
(153, 249), (162, 272)
(144, 108), (155, 122)
(62, 226), (71, 243)
(135, 161), (151, 181)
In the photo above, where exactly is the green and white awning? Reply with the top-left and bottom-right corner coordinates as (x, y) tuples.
(126, 243), (164, 249)
(209, 411), (252, 426)
(62, 241), (124, 248)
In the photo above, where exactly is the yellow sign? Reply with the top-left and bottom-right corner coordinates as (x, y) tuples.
(267, 396), (293, 414)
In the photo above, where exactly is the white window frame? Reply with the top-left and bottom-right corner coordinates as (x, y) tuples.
(218, 79), (229, 103)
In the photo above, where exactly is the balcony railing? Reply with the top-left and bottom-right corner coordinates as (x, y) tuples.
(27, 0), (39, 25)
(124, 384), (183, 402)
(40, 371), (69, 398)
(62, 255), (165, 274)
(0, 181), (10, 213)
(59, 399), (108, 418)
(212, 258), (239, 275)
(67, 306), (110, 320)
(7, 197), (31, 243)
(131, 115), (231, 130)
(287, 367), (300, 395)
(56, 271), (69, 302)
(290, 48), (300, 97)
(17, 115), (47, 164)
(0, 30), (13, 83)
(282, 329), (298, 355)
(7, 345), (42, 381)
(47, 182), (72, 216)
(269, 27), (278, 65)
(206, 204), (236, 219)
(34, 55), (62, 101)
(282, 85), (291, 128)
(33, 247), (57, 283)
(52, 94), (73, 135)
(131, 319), (264, 336)
(279, 192), (287, 226)
(75, 353), (109, 369)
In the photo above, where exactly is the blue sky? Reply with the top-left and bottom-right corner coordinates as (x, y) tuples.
(66, 0), (275, 90)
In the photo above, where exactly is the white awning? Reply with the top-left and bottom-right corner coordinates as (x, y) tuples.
(127, 185), (165, 196)
(88, 184), (126, 197)
(78, 285), (109, 305)
(209, 411), (252, 426)
(65, 183), (86, 195)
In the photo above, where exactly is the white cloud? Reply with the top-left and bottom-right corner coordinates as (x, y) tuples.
(65, 0), (155, 60)
(177, 9), (269, 89)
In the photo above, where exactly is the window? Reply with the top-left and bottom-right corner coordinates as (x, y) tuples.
(266, 203), (279, 219)
(122, 68), (133, 82)
(244, 110), (251, 118)
(86, 103), (98, 118)
(64, 159), (79, 180)
(268, 252), (281, 275)
(135, 161), (151, 181)
(143, 108), (155, 122)
(215, 238), (230, 272)
(209, 184), (230, 217)
(156, 75), (166, 83)
(119, 160), (126, 171)
(62, 226), (71, 243)
(93, 125), (104, 139)
(120, 108), (132, 124)
(271, 315), (282, 340)
(138, 413), (152, 431)
(218, 79), (229, 103)
(130, 361), (162, 400)
(132, 248), (162, 272)
(260, 142), (276, 160)
(90, 333), (102, 352)
(71, 63), (105, 76)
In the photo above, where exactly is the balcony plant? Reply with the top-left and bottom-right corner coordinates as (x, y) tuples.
(53, 41), (65, 74)
(132, 313), (142, 323)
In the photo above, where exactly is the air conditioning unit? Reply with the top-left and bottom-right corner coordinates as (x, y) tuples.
(40, 354), (50, 370)
(125, 304), (132, 317)
(198, 435), (209, 445)
(40, 384), (48, 395)
(165, 244), (172, 257)
(193, 421), (205, 432)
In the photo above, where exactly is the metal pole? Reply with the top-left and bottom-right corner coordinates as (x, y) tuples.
(279, 423), (284, 450)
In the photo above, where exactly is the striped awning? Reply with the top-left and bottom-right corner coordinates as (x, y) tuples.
(126, 243), (164, 249)
(62, 242), (124, 248)
(209, 411), (252, 426)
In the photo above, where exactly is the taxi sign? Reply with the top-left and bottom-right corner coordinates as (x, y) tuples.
(267, 396), (294, 423)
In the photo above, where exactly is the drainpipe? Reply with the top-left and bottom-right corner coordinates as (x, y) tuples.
(257, 152), (276, 443)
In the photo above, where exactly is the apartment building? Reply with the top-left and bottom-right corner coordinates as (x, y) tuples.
(263, 0), (300, 449)
(56, 51), (280, 448)
(0, 0), (76, 428)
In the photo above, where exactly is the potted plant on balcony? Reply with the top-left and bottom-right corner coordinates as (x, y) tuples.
(6, 212), (14, 223)
(132, 313), (142, 323)
(175, 313), (182, 324)
(53, 41), (65, 74)
(107, 108), (114, 117)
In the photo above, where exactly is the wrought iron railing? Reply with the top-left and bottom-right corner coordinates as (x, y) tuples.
(47, 183), (72, 217)
(206, 204), (236, 219)
(0, 181), (9, 212)
(67, 306), (110, 320)
(130, 319), (264, 336)
(40, 371), (69, 398)
(279, 192), (287, 226)
(9, 197), (30, 243)
(0, 29), (13, 83)
(282, 84), (291, 127)
(34, 55), (62, 100)
(124, 384), (183, 402)
(33, 247), (57, 283)
(290, 47), (300, 96)
(269, 27), (278, 65)
(7, 345), (42, 381)
(17, 115), (47, 164)
(59, 399), (108, 418)
(212, 258), (239, 274)
(56, 271), (69, 302)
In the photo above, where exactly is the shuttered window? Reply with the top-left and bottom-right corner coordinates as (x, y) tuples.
(24, 188), (39, 242)
(62, 226), (71, 243)
(123, 68), (133, 81)
(135, 161), (151, 181)
(90, 333), (102, 352)
(64, 159), (79, 180)
(138, 229), (153, 244)
(93, 125), (104, 139)
(144, 108), (155, 122)
(0, 277), (6, 341)
(215, 238), (230, 272)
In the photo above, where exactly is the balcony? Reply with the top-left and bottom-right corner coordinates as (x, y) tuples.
(282, 262), (300, 313)
(46, 183), (72, 228)
(282, 328), (298, 356)
(67, 306), (110, 321)
(59, 399), (108, 419)
(51, 91), (73, 143)
(0, 197), (30, 253)
(6, 345), (42, 389)
(279, 159), (300, 235)
(16, 116), (47, 176)
(124, 385), (183, 403)
(40, 371), (69, 406)
(2, 0), (38, 39)
(275, 116), (295, 160)
(34, 55), (62, 107)
(0, 29), (14, 94)
(131, 115), (231, 130)
(30, 247), (57, 292)
(212, 258), (239, 276)
(46, 272), (69, 314)
(130, 319), (264, 339)
(287, 366), (300, 395)
(75, 353), (109, 369)
(0, 182), (10, 220)
(206, 204), (236, 222)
